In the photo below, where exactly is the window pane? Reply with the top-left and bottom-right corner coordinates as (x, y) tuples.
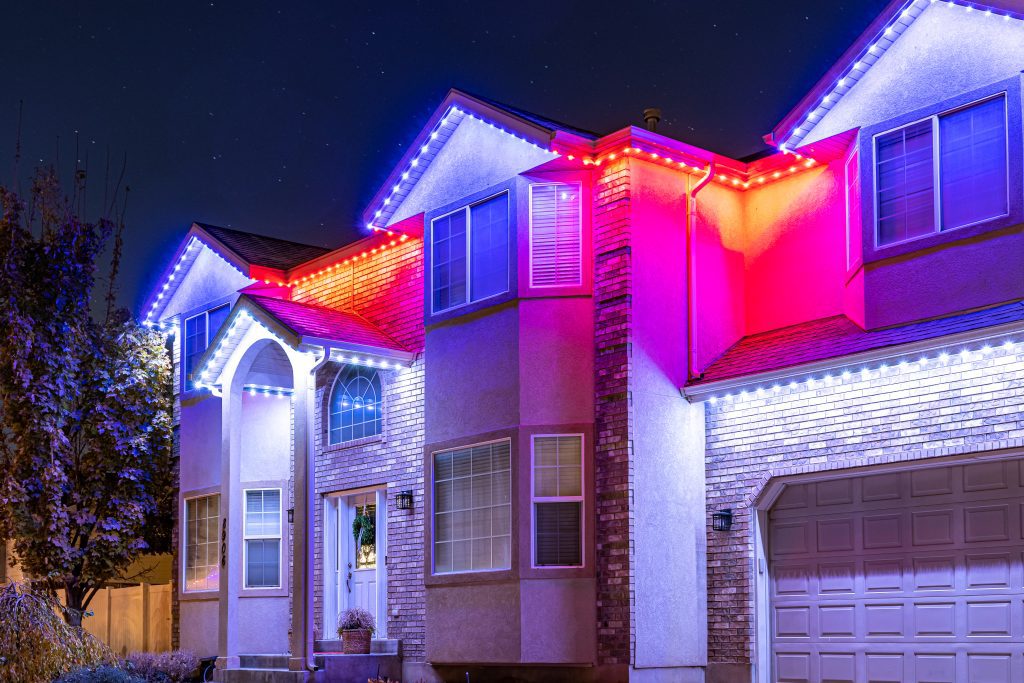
(328, 365), (382, 444)
(183, 314), (208, 390)
(207, 305), (230, 342)
(876, 120), (935, 245)
(245, 489), (281, 536)
(470, 194), (509, 301)
(184, 494), (221, 591)
(246, 539), (280, 588)
(535, 502), (582, 567)
(433, 441), (511, 573)
(432, 210), (467, 312)
(533, 435), (582, 497)
(940, 96), (1007, 230)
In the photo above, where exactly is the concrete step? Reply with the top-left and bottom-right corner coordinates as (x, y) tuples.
(214, 668), (310, 683)
(314, 638), (401, 655)
(238, 654), (291, 669)
(313, 653), (402, 682)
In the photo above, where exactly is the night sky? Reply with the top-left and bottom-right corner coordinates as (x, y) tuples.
(2, 1), (890, 312)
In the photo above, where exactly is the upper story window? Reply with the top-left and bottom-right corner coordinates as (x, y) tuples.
(529, 183), (583, 288)
(432, 439), (511, 574)
(431, 192), (509, 313)
(328, 365), (382, 445)
(183, 304), (230, 390)
(183, 493), (220, 592)
(875, 94), (1008, 247)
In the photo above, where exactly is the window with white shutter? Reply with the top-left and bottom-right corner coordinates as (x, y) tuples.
(532, 435), (584, 567)
(529, 183), (583, 288)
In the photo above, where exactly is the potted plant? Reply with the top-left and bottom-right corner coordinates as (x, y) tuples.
(338, 607), (375, 655)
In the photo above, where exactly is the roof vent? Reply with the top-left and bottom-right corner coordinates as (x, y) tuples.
(643, 107), (662, 132)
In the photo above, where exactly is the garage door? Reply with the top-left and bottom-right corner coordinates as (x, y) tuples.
(769, 460), (1024, 683)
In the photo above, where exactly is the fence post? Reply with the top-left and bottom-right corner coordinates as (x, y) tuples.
(142, 583), (151, 652)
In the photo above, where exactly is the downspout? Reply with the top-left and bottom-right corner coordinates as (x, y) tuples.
(686, 161), (715, 380)
(304, 346), (333, 671)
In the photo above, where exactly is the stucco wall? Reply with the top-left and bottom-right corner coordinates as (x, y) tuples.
(159, 242), (251, 321)
(803, 2), (1024, 146)
(703, 335), (1024, 679)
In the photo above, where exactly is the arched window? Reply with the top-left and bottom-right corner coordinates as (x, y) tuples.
(328, 365), (382, 444)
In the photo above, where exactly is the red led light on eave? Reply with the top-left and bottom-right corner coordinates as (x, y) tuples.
(564, 145), (819, 190)
(286, 233), (411, 288)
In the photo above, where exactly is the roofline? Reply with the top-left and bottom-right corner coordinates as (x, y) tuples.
(682, 319), (1024, 402)
(360, 88), (559, 231)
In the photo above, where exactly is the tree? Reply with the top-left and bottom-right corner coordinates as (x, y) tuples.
(0, 169), (174, 627)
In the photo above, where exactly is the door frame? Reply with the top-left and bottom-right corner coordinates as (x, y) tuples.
(751, 448), (1024, 683)
(322, 485), (387, 639)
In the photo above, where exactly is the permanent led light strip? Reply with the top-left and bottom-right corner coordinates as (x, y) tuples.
(781, 0), (1024, 151)
(287, 233), (411, 288)
(243, 383), (294, 397)
(194, 310), (285, 390)
(144, 237), (251, 326)
(365, 105), (559, 233)
(704, 338), (1021, 406)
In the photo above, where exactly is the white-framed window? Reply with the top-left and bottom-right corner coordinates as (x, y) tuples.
(183, 304), (230, 389)
(844, 147), (861, 270)
(183, 494), (220, 592)
(531, 435), (583, 568)
(431, 192), (509, 313)
(243, 488), (282, 589)
(529, 182), (583, 287)
(874, 94), (1008, 247)
(432, 439), (511, 574)
(328, 365), (382, 444)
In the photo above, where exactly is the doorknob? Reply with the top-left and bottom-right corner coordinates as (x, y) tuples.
(346, 562), (352, 593)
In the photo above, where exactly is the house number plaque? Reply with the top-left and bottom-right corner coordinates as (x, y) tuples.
(221, 517), (228, 567)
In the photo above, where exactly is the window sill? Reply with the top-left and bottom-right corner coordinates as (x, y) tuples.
(323, 434), (385, 453)
(862, 215), (1022, 266)
(179, 589), (219, 602)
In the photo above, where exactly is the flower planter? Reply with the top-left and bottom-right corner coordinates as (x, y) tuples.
(342, 628), (371, 654)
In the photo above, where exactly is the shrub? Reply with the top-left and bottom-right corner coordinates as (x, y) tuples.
(54, 665), (144, 683)
(124, 651), (200, 682)
(337, 606), (375, 634)
(0, 581), (113, 683)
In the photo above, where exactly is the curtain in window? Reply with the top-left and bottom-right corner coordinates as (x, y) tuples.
(940, 96), (1007, 230)
(876, 120), (935, 246)
(433, 441), (511, 573)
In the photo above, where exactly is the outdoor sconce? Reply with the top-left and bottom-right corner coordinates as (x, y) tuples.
(712, 509), (733, 532)
(396, 490), (414, 510)
(287, 508), (295, 524)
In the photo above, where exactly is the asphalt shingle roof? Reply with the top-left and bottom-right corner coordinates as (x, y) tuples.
(245, 294), (407, 352)
(197, 223), (333, 271)
(691, 301), (1024, 385)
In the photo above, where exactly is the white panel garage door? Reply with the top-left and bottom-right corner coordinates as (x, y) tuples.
(769, 460), (1024, 683)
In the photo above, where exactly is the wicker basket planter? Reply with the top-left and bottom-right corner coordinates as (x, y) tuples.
(342, 628), (372, 654)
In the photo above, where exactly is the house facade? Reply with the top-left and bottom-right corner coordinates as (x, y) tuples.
(143, 1), (1024, 681)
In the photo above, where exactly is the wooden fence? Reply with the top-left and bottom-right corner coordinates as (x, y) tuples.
(63, 584), (173, 655)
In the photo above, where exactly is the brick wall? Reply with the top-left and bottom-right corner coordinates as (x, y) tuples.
(704, 337), (1024, 665)
(294, 234), (427, 661)
(592, 159), (635, 666)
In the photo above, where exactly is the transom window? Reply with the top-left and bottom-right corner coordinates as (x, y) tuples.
(183, 494), (220, 592)
(874, 95), (1008, 247)
(433, 440), (511, 574)
(183, 304), (230, 390)
(243, 489), (282, 589)
(532, 435), (584, 567)
(431, 192), (509, 313)
(328, 365), (382, 444)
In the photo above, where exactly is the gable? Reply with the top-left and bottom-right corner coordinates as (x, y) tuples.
(387, 112), (556, 227)
(801, 1), (1024, 145)
(157, 241), (253, 321)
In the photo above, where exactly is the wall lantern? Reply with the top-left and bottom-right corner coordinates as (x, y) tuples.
(287, 508), (295, 524)
(396, 490), (414, 510)
(712, 509), (733, 532)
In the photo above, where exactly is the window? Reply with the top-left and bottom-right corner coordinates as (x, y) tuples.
(243, 489), (282, 589)
(183, 304), (230, 389)
(184, 494), (220, 592)
(433, 440), (511, 574)
(845, 148), (861, 270)
(529, 183), (583, 287)
(874, 95), (1007, 247)
(431, 193), (509, 313)
(532, 435), (583, 567)
(328, 365), (382, 444)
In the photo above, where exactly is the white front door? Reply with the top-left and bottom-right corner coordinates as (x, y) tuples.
(344, 493), (379, 625)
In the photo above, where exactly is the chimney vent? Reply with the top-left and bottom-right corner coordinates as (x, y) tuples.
(643, 107), (662, 132)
